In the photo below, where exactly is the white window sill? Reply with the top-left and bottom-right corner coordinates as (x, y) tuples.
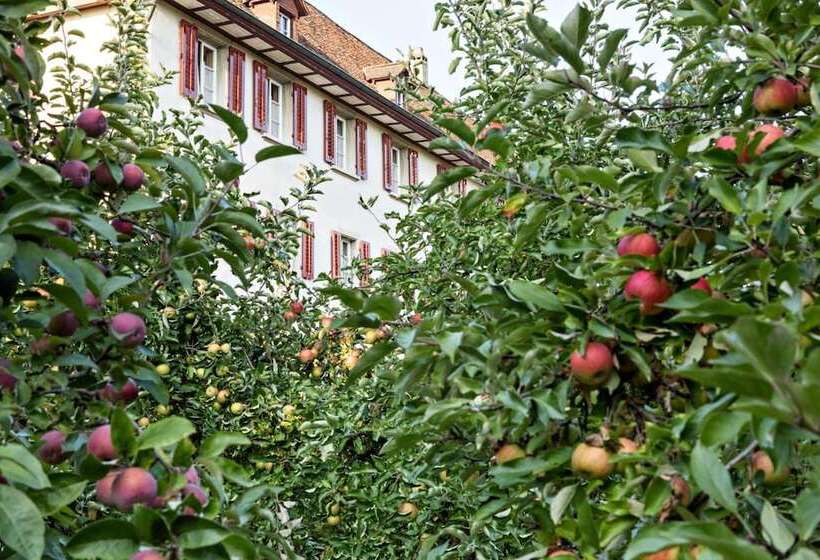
(329, 166), (360, 181)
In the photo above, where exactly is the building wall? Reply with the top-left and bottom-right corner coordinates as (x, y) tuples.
(45, 1), (464, 283)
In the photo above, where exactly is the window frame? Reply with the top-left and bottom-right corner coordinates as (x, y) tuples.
(340, 235), (356, 285)
(198, 39), (218, 105)
(278, 11), (293, 37)
(335, 115), (348, 170)
(390, 145), (402, 190)
(266, 77), (284, 140)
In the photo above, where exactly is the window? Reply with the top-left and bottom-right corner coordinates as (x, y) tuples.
(267, 78), (283, 139)
(335, 116), (347, 170)
(278, 12), (293, 37)
(340, 236), (356, 284)
(390, 146), (402, 190)
(198, 40), (217, 104)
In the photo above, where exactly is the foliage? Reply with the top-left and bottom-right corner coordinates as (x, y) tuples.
(330, 0), (820, 558)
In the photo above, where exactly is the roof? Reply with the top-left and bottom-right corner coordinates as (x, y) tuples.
(296, 2), (392, 83)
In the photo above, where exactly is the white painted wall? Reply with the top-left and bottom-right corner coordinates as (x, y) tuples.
(46, 1), (468, 283)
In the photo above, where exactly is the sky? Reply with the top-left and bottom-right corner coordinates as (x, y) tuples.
(308, 0), (672, 100)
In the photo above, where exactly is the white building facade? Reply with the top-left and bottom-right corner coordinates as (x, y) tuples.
(43, 0), (481, 284)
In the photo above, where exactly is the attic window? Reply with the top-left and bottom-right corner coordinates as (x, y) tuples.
(278, 10), (293, 37)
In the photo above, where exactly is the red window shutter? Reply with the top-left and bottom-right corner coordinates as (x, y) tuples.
(380, 248), (391, 257)
(408, 149), (419, 185)
(382, 134), (393, 191)
(436, 163), (447, 176)
(359, 241), (371, 287)
(330, 231), (342, 279)
(458, 179), (467, 196)
(179, 20), (198, 97)
(227, 48), (245, 114)
(301, 221), (315, 280)
(323, 100), (336, 164)
(252, 61), (268, 131)
(355, 119), (368, 179)
(292, 83), (307, 150)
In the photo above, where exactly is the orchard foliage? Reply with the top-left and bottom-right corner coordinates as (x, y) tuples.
(330, 0), (820, 558)
(0, 0), (316, 557)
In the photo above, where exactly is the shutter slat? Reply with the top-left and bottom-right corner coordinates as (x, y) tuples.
(408, 149), (419, 185)
(301, 220), (315, 280)
(330, 231), (341, 279)
(293, 84), (307, 150)
(323, 101), (336, 164)
(382, 134), (392, 191)
(179, 21), (198, 97)
(359, 241), (371, 287)
(227, 48), (245, 114)
(355, 119), (368, 179)
(252, 61), (268, 131)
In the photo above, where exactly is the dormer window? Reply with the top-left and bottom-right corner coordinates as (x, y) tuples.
(278, 11), (293, 37)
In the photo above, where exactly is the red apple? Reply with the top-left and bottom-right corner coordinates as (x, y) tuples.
(48, 217), (74, 236)
(47, 310), (79, 337)
(83, 290), (101, 309)
(110, 467), (157, 512)
(131, 551), (165, 560)
(570, 342), (614, 385)
(748, 124), (785, 158)
(60, 160), (91, 188)
(38, 430), (66, 464)
(625, 270), (673, 315)
(95, 469), (121, 505)
(88, 425), (117, 461)
(110, 312), (146, 347)
(691, 278), (712, 295)
(121, 163), (145, 191)
(753, 77), (798, 115)
(76, 108), (108, 138)
(298, 348), (317, 364)
(283, 310), (297, 321)
(111, 218), (134, 236)
(795, 77), (812, 107)
(0, 358), (16, 392)
(290, 300), (305, 314)
(93, 162), (119, 189)
(617, 233), (660, 258)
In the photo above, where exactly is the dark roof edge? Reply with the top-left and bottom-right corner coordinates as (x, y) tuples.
(209, 0), (487, 169)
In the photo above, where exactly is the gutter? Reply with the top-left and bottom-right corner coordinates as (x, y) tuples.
(209, 0), (488, 170)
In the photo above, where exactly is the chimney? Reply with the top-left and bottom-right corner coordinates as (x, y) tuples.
(407, 47), (428, 85)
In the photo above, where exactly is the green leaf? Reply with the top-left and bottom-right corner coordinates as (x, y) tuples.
(616, 128), (673, 153)
(208, 104), (248, 143)
(717, 318), (797, 386)
(80, 214), (119, 244)
(135, 417), (195, 451)
(255, 144), (302, 162)
(199, 432), (251, 459)
(514, 202), (549, 249)
(706, 176), (741, 214)
(65, 519), (138, 559)
(347, 341), (397, 384)
(0, 445), (51, 490)
(624, 522), (773, 560)
(560, 4), (592, 49)
(119, 193), (161, 214)
(761, 499), (795, 554)
(690, 442), (737, 512)
(322, 285), (365, 311)
(423, 166), (477, 201)
(550, 484), (577, 524)
(42, 249), (87, 298)
(214, 210), (264, 238)
(30, 478), (86, 515)
(436, 332), (463, 361)
(434, 118), (476, 146)
(506, 280), (564, 312)
(597, 28), (628, 70)
(174, 517), (229, 549)
(526, 13), (585, 75)
(362, 294), (402, 321)
(111, 407), (137, 458)
(0, 485), (45, 560)
(625, 149), (661, 172)
(795, 490), (820, 541)
(166, 155), (206, 195)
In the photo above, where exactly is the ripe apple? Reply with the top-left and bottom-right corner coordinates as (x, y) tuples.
(691, 277), (712, 295)
(283, 310), (297, 321)
(48, 217), (74, 236)
(0, 359), (17, 392)
(748, 124), (785, 158)
(571, 443), (612, 479)
(93, 162), (119, 189)
(83, 289), (101, 309)
(60, 160), (91, 188)
(494, 443), (526, 464)
(110, 312), (146, 347)
(617, 233), (660, 257)
(625, 270), (673, 315)
(243, 235), (256, 250)
(95, 469), (121, 506)
(298, 348), (316, 364)
(121, 163), (144, 191)
(111, 218), (135, 236)
(569, 342), (613, 385)
(76, 107), (108, 138)
(110, 467), (158, 512)
(408, 312), (422, 326)
(38, 430), (66, 464)
(670, 475), (691, 506)
(47, 310), (79, 337)
(88, 425), (117, 461)
(216, 389), (230, 403)
(753, 77), (798, 115)
(290, 300), (304, 314)
(131, 551), (165, 560)
(320, 315), (334, 329)
(618, 437), (639, 454)
(750, 450), (789, 485)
